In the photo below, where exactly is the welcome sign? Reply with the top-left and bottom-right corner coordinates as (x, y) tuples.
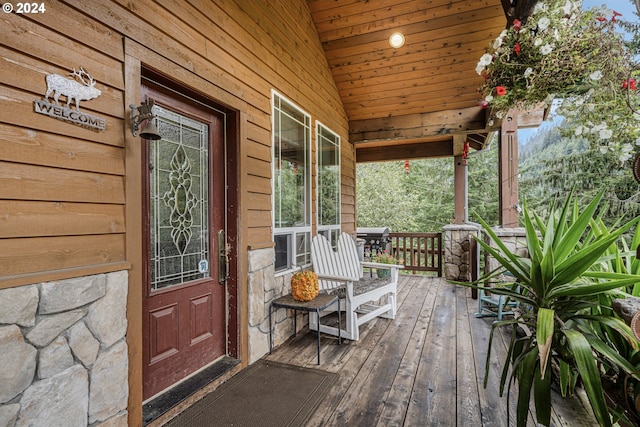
(34, 67), (106, 131)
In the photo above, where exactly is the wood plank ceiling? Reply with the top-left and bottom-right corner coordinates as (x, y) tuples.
(307, 0), (520, 162)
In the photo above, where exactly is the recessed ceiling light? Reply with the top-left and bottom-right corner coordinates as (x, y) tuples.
(389, 32), (405, 48)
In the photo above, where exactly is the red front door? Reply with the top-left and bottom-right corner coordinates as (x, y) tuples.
(142, 84), (227, 400)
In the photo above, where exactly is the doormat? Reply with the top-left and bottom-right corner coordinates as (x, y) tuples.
(164, 360), (337, 427)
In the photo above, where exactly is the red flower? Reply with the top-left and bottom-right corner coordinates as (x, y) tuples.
(596, 16), (607, 22)
(496, 86), (507, 96)
(612, 10), (622, 22)
(514, 42), (521, 55)
(512, 19), (522, 31)
(623, 78), (637, 90)
(478, 99), (489, 109)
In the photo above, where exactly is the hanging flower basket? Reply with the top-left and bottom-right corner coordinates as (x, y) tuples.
(476, 1), (638, 163)
(477, 1), (630, 113)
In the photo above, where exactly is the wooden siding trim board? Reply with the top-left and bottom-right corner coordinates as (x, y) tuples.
(123, 52), (144, 426)
(0, 262), (131, 290)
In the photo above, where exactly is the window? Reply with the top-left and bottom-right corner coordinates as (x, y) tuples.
(272, 92), (311, 273)
(316, 122), (341, 247)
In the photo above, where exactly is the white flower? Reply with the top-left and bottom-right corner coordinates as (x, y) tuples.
(574, 126), (583, 136)
(485, 95), (494, 102)
(560, 1), (573, 15)
(635, 137), (640, 146)
(534, 38), (543, 47)
(493, 30), (508, 48)
(533, 3), (547, 14)
(540, 44), (553, 55)
(478, 53), (493, 66)
(620, 153), (632, 162)
(476, 53), (493, 75)
(620, 145), (633, 162)
(524, 67), (533, 78)
(599, 129), (613, 139)
(538, 17), (551, 31)
(589, 70), (603, 81)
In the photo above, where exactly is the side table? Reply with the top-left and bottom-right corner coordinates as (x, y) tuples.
(269, 293), (341, 365)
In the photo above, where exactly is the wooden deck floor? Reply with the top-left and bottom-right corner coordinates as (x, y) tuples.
(264, 275), (595, 427)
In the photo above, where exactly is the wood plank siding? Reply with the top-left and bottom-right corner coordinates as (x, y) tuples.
(1, 1), (353, 424)
(0, 0), (354, 287)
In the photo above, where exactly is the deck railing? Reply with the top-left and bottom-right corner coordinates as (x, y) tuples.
(389, 232), (442, 276)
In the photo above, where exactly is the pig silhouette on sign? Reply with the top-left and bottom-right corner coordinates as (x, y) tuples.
(44, 67), (101, 111)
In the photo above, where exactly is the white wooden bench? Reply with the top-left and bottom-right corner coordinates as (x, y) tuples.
(309, 232), (402, 341)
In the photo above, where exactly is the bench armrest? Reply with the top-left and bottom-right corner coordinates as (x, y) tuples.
(361, 262), (404, 270)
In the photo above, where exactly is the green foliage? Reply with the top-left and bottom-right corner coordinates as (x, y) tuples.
(466, 191), (640, 426)
(519, 122), (640, 229)
(356, 143), (500, 231)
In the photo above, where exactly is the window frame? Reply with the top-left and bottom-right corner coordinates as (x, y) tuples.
(271, 90), (312, 275)
(315, 121), (341, 248)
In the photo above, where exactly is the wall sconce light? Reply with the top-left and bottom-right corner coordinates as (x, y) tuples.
(389, 32), (405, 48)
(130, 98), (162, 140)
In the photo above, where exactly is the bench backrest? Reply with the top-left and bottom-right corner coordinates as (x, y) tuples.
(311, 233), (363, 290)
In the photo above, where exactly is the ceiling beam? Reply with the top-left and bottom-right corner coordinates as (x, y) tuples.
(349, 107), (493, 144)
(356, 140), (453, 163)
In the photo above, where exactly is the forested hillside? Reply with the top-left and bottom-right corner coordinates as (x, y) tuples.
(519, 122), (640, 226)
(356, 124), (640, 232)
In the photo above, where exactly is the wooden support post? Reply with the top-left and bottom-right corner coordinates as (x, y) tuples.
(498, 111), (519, 227)
(453, 135), (467, 224)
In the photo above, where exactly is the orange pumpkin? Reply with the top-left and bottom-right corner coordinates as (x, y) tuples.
(291, 271), (319, 302)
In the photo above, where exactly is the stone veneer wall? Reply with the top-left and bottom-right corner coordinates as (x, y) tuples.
(443, 224), (480, 282)
(0, 271), (129, 427)
(483, 227), (528, 277)
(247, 247), (304, 364)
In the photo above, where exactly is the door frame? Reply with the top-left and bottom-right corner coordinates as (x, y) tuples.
(124, 64), (241, 404)
(125, 46), (245, 424)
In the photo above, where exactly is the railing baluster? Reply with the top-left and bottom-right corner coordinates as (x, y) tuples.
(388, 232), (442, 276)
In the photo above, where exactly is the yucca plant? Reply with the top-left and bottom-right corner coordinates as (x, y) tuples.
(470, 190), (640, 426)
(584, 218), (640, 424)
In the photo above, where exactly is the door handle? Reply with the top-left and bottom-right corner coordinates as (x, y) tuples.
(218, 230), (230, 284)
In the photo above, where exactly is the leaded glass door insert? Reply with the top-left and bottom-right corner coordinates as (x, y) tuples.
(150, 105), (210, 290)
